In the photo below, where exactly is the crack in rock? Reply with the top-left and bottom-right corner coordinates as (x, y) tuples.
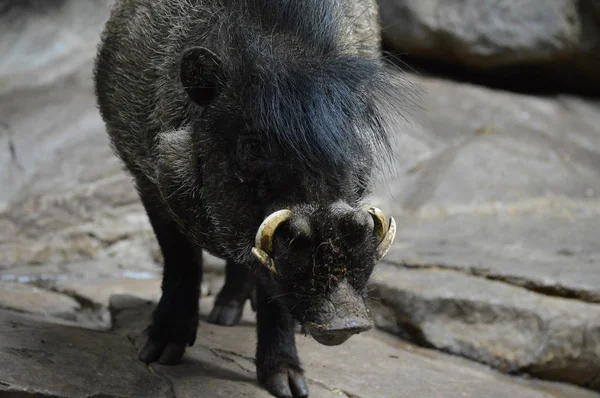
(209, 348), (255, 373)
(146, 366), (177, 398)
(394, 261), (600, 303)
(306, 380), (359, 398)
(209, 347), (365, 396)
(369, 265), (600, 392)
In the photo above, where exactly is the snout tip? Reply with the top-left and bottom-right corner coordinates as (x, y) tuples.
(304, 317), (373, 346)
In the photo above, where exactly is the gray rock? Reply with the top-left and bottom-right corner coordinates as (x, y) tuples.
(379, 0), (580, 67)
(383, 211), (600, 301)
(51, 276), (162, 306)
(369, 265), (600, 389)
(378, 0), (600, 92)
(0, 282), (80, 319)
(365, 72), (600, 389)
(0, 1), (146, 267)
(371, 73), (600, 301)
(0, 63), (147, 266)
(2, 294), (598, 397)
(43, 271), (222, 328)
(110, 294), (600, 398)
(0, 309), (172, 398)
(573, 0), (600, 90)
(0, 0), (113, 96)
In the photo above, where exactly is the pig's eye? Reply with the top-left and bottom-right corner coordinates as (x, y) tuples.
(234, 134), (268, 182)
(237, 135), (265, 160)
(244, 139), (262, 157)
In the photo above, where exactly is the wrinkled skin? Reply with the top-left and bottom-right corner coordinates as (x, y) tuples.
(94, 0), (406, 397)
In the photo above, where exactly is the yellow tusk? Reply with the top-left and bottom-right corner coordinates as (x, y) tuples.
(368, 207), (388, 242)
(375, 216), (396, 262)
(251, 247), (277, 274)
(251, 209), (292, 274)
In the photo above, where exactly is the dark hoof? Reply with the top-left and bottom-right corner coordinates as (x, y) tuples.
(263, 369), (309, 398)
(207, 303), (245, 326)
(138, 338), (187, 365)
(207, 284), (257, 326)
(137, 316), (197, 365)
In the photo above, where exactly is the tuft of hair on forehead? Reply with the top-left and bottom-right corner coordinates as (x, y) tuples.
(235, 0), (345, 54)
(210, 0), (409, 176)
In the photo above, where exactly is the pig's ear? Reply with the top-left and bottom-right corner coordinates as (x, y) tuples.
(180, 46), (222, 107)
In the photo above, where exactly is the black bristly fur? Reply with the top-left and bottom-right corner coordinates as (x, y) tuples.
(94, 0), (413, 396)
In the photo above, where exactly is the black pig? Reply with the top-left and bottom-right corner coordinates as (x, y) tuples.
(94, 0), (408, 396)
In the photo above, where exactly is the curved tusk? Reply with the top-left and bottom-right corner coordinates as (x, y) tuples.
(375, 216), (396, 262)
(368, 207), (388, 242)
(255, 209), (293, 252)
(251, 247), (277, 274)
(251, 209), (292, 273)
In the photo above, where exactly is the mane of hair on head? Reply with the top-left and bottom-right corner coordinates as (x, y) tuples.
(210, 0), (409, 176)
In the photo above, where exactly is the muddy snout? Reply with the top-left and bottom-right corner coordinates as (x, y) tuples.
(304, 279), (373, 346)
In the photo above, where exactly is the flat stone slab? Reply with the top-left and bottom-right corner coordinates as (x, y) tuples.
(1, 286), (599, 398)
(0, 259), (223, 332)
(378, 0), (600, 94)
(0, 0), (113, 96)
(110, 295), (600, 398)
(369, 264), (600, 389)
(382, 209), (600, 302)
(0, 282), (80, 318)
(0, 309), (172, 397)
(365, 72), (600, 384)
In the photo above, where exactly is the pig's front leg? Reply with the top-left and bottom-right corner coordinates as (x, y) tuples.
(136, 183), (202, 366)
(207, 260), (256, 326)
(255, 280), (309, 398)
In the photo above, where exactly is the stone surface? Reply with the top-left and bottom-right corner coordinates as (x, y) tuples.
(369, 265), (600, 389)
(366, 72), (600, 389)
(0, 282), (81, 320)
(110, 295), (600, 398)
(0, 0), (114, 96)
(0, 259), (223, 333)
(379, 0), (580, 67)
(4, 296), (597, 398)
(0, 309), (172, 398)
(371, 73), (600, 301)
(383, 210), (600, 301)
(0, 0), (144, 268)
(378, 0), (600, 93)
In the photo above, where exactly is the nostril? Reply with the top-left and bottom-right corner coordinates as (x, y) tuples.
(290, 216), (311, 237)
(274, 217), (312, 249)
(354, 210), (372, 228)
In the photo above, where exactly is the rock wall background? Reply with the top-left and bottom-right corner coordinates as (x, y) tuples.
(379, 0), (600, 95)
(0, 1), (599, 397)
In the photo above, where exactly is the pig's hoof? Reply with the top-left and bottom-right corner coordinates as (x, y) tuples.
(263, 368), (309, 398)
(207, 302), (245, 326)
(138, 319), (197, 365)
(138, 338), (187, 365)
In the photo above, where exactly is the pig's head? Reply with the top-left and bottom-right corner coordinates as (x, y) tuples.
(174, 14), (408, 345)
(250, 203), (396, 345)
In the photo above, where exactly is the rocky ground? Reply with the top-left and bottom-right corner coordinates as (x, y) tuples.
(1, 1), (599, 397)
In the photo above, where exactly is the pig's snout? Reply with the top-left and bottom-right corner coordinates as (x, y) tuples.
(305, 315), (372, 346)
(303, 279), (373, 346)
